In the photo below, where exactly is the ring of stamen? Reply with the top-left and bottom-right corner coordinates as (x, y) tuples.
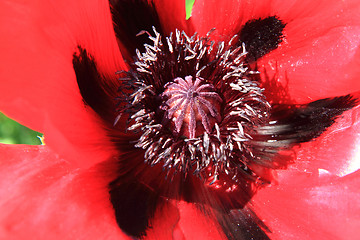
(117, 28), (271, 183)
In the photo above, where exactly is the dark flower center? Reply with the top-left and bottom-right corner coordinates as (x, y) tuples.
(118, 28), (271, 182)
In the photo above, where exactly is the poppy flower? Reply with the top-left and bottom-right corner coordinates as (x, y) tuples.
(1, 0), (360, 239)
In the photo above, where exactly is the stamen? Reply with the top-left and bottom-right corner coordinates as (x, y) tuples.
(117, 28), (271, 182)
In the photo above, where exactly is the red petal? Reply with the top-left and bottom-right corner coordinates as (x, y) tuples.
(191, 0), (360, 100)
(145, 200), (226, 240)
(252, 106), (360, 239)
(253, 171), (360, 240)
(293, 106), (360, 177)
(0, 144), (130, 240)
(0, 0), (126, 168)
(145, 200), (181, 240)
(0, 144), (229, 239)
(175, 202), (227, 240)
(154, 0), (195, 35)
(258, 0), (360, 102)
(191, 0), (287, 40)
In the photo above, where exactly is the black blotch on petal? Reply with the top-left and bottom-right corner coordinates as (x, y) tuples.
(216, 207), (271, 240)
(240, 16), (286, 61)
(109, 177), (159, 238)
(72, 47), (116, 122)
(109, 0), (163, 57)
(251, 94), (358, 156)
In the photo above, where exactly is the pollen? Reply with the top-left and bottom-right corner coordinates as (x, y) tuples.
(162, 76), (222, 139)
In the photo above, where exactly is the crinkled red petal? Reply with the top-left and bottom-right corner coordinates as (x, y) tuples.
(0, 144), (230, 240)
(252, 106), (360, 239)
(191, 0), (360, 101)
(253, 170), (360, 240)
(258, 0), (360, 102)
(0, 144), (130, 240)
(0, 0), (127, 168)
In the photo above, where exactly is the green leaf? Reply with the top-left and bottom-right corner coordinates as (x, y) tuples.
(185, 0), (196, 20)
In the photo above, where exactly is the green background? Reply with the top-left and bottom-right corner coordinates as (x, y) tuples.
(0, 112), (43, 145)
